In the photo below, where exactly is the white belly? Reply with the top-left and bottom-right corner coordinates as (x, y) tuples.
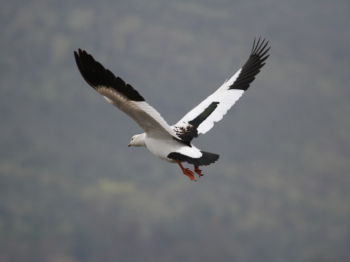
(145, 135), (202, 163)
(145, 136), (180, 163)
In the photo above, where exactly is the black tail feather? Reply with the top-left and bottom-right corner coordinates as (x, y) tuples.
(168, 151), (219, 166)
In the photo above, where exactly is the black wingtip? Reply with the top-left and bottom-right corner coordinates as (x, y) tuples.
(229, 38), (270, 91)
(74, 49), (145, 102)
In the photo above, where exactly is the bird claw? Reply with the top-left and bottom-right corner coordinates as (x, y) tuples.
(194, 166), (203, 177)
(183, 168), (196, 181)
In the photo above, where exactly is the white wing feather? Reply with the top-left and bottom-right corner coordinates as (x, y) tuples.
(174, 69), (244, 134)
(99, 86), (179, 139)
(74, 49), (180, 140)
(174, 38), (270, 136)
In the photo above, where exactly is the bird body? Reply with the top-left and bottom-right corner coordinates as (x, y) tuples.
(74, 38), (270, 180)
(145, 136), (198, 163)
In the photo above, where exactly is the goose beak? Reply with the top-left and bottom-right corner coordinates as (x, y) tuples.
(128, 143), (131, 147)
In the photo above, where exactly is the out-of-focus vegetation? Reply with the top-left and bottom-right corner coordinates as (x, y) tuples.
(1, 1), (350, 261)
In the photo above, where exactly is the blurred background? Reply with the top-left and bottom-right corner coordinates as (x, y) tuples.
(1, 0), (350, 261)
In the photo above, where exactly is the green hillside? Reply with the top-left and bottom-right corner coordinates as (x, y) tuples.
(1, 1), (350, 261)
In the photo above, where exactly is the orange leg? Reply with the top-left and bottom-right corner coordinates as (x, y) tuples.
(176, 161), (196, 181)
(194, 166), (204, 177)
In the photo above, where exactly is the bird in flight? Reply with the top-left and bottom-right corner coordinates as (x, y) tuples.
(74, 38), (270, 181)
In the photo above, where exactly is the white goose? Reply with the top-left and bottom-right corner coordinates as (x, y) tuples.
(74, 38), (270, 181)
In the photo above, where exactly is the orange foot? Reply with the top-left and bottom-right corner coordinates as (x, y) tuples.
(176, 161), (197, 181)
(183, 168), (196, 181)
(194, 166), (204, 177)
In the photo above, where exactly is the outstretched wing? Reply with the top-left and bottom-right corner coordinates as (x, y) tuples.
(74, 49), (181, 140)
(173, 38), (270, 143)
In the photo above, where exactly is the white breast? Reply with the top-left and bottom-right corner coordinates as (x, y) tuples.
(145, 135), (202, 163)
(145, 136), (178, 163)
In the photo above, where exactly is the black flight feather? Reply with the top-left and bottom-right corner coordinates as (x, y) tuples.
(229, 38), (270, 91)
(74, 49), (145, 102)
